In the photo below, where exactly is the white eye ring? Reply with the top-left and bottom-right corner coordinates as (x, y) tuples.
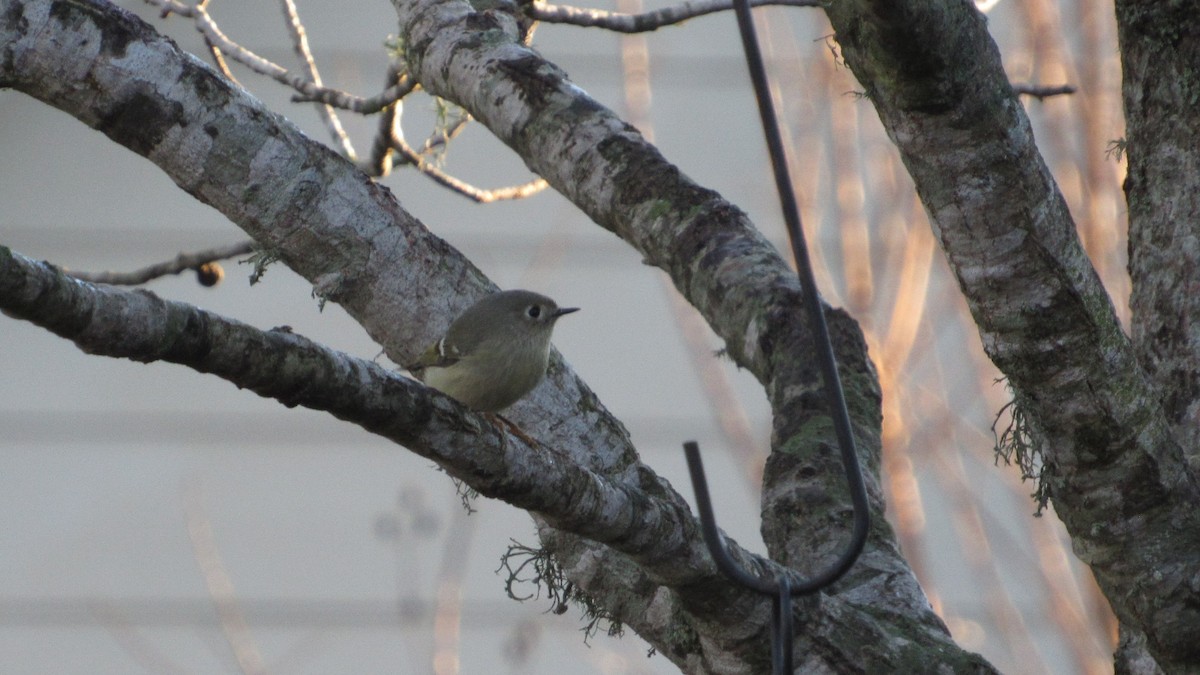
(526, 305), (542, 319)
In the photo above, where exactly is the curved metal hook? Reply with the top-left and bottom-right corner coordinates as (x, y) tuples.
(684, 442), (866, 596)
(685, 441), (778, 594)
(774, 575), (794, 674)
(679, 4), (875, 671)
(685, 441), (862, 673)
(725, 0), (872, 592)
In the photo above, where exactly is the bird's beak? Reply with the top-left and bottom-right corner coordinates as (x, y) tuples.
(553, 306), (580, 318)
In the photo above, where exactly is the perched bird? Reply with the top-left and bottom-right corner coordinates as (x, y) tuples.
(406, 290), (579, 412)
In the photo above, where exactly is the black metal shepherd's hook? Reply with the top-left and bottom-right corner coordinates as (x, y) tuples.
(682, 0), (872, 672)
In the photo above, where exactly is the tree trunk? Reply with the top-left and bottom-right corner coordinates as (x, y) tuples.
(823, 1), (1200, 671)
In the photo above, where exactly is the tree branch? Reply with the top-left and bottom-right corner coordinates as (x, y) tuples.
(1011, 83), (1076, 99)
(1115, 7), (1200, 666)
(392, 0), (888, 566)
(823, 0), (1200, 668)
(278, 0), (357, 160)
(66, 240), (254, 286)
(144, 0), (406, 114)
(0, 244), (779, 643)
(389, 132), (549, 202)
(1117, 1), (1200, 448)
(528, 0), (819, 33)
(202, 36), (241, 85)
(390, 0), (993, 669)
(363, 62), (410, 176)
(2, 249), (696, 561)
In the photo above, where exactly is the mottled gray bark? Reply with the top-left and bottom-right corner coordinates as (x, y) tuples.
(1118, 2), (1200, 454)
(390, 0), (982, 670)
(822, 1), (1200, 671)
(0, 0), (1042, 672)
(0, 247), (728, 590)
(1114, 4), (1200, 669)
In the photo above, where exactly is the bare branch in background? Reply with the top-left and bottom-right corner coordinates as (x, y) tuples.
(202, 36), (240, 85)
(287, 78), (414, 114)
(389, 133), (549, 202)
(363, 63), (410, 176)
(1012, 83), (1077, 100)
(365, 103), (401, 177)
(419, 110), (471, 156)
(67, 241), (255, 286)
(146, 0), (406, 114)
(146, 0), (521, 202)
(529, 0), (818, 33)
(183, 481), (267, 675)
(279, 0), (357, 160)
(530, 0), (1003, 34)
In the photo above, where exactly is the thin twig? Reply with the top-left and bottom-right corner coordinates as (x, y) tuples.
(389, 134), (548, 203)
(289, 79), (414, 114)
(530, 0), (819, 33)
(363, 62), (411, 177)
(146, 0), (406, 114)
(420, 114), (471, 155)
(1013, 83), (1077, 99)
(365, 102), (402, 177)
(279, 0), (357, 160)
(183, 481), (267, 675)
(203, 36), (240, 85)
(364, 82), (469, 178)
(68, 241), (255, 286)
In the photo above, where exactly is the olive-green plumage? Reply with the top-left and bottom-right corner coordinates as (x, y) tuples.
(406, 290), (579, 412)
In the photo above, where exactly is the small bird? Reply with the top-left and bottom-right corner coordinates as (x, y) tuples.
(406, 290), (579, 412)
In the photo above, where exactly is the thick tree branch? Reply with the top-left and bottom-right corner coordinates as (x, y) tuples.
(392, 0), (890, 571)
(1114, 7), (1200, 666)
(1117, 1), (1200, 450)
(4, 243), (970, 671)
(0, 3), (762, 669)
(389, 0), (991, 670)
(0, 245), (751, 592)
(822, 0), (1200, 669)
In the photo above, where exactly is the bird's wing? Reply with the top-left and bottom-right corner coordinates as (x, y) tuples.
(406, 337), (462, 373)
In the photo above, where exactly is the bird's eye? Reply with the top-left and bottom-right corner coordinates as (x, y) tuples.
(527, 305), (542, 319)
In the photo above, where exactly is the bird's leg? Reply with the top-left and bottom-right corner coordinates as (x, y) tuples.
(484, 412), (539, 447)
